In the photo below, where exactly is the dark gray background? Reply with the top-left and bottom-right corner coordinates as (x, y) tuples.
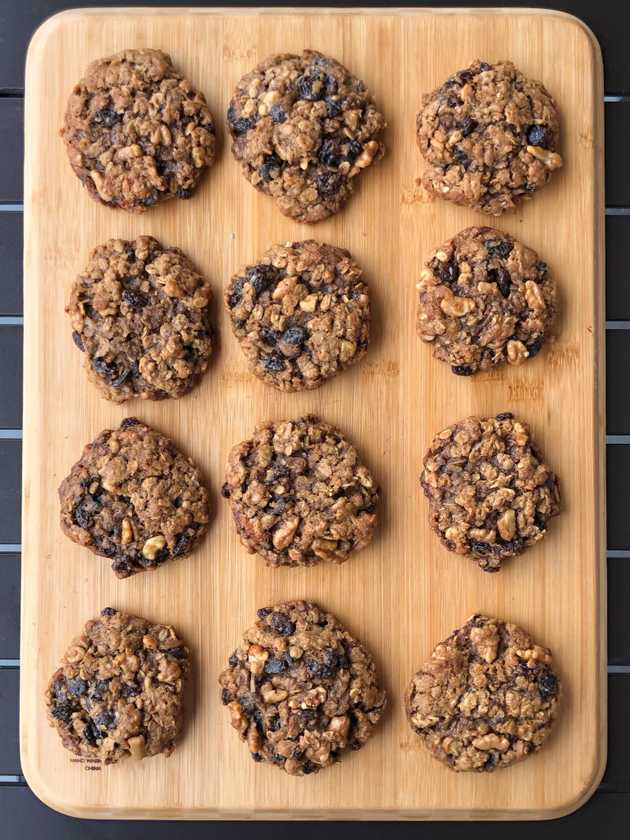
(1, 0), (629, 835)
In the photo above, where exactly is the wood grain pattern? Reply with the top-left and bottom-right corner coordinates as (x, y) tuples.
(20, 7), (606, 820)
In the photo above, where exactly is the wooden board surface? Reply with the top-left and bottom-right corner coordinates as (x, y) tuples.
(20, 7), (606, 820)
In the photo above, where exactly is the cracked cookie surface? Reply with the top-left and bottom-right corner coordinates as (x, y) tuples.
(227, 50), (386, 222)
(416, 226), (556, 375)
(225, 240), (370, 391)
(416, 60), (562, 215)
(219, 600), (386, 775)
(62, 48), (215, 211)
(59, 418), (209, 578)
(46, 607), (190, 764)
(222, 415), (378, 567)
(68, 236), (213, 403)
(405, 614), (561, 772)
(420, 413), (560, 571)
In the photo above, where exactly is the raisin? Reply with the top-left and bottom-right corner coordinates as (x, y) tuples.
(92, 358), (119, 380)
(259, 154), (284, 182)
(451, 364), (474, 376)
(269, 612), (296, 636)
(470, 540), (490, 555)
(247, 264), (276, 296)
(261, 353), (285, 372)
(316, 171), (342, 196)
(257, 607), (272, 619)
(479, 62), (492, 71)
(122, 288), (147, 309)
(495, 412), (514, 421)
(270, 104), (287, 123)
(119, 417), (141, 430)
(447, 69), (473, 87)
(459, 116), (477, 137)
(325, 97), (342, 117)
(527, 335), (545, 358)
(266, 497), (288, 516)
(538, 671), (558, 699)
(111, 367), (132, 388)
(484, 752), (499, 770)
(346, 139), (362, 161)
(101, 607), (117, 617)
(306, 650), (339, 678)
(318, 137), (344, 167)
(264, 657), (288, 675)
(72, 331), (85, 351)
(221, 483), (231, 499)
(228, 652), (239, 667)
(52, 702), (73, 722)
(535, 260), (548, 276)
(227, 104), (255, 134)
(527, 124), (551, 149)
(143, 194), (158, 207)
(324, 75), (338, 95)
(484, 239), (513, 259)
(452, 145), (468, 166)
(67, 678), (88, 697)
(73, 497), (94, 530)
(228, 277), (245, 309)
(302, 760), (318, 775)
(434, 258), (459, 286)
(297, 72), (325, 101)
(489, 266), (512, 298)
(172, 533), (192, 556)
(90, 680), (110, 700)
(221, 688), (232, 705)
(93, 108), (121, 128)
(239, 694), (256, 714)
(251, 752), (263, 762)
(83, 719), (100, 744)
(121, 683), (141, 698)
(94, 710), (115, 730)
(169, 647), (187, 660)
(281, 326), (306, 346)
(446, 95), (461, 108)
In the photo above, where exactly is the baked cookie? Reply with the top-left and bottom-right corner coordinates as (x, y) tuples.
(67, 236), (213, 403)
(225, 240), (370, 391)
(416, 226), (556, 375)
(46, 607), (190, 764)
(62, 49), (215, 211)
(219, 600), (386, 775)
(405, 614), (561, 772)
(59, 418), (209, 578)
(416, 60), (562, 214)
(222, 415), (378, 567)
(420, 413), (560, 571)
(227, 50), (386, 222)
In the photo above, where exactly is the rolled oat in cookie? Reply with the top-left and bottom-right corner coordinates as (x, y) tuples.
(227, 50), (386, 222)
(59, 417), (209, 578)
(416, 60), (562, 215)
(420, 413), (560, 571)
(222, 415), (378, 567)
(219, 600), (386, 775)
(61, 48), (215, 211)
(405, 614), (561, 772)
(225, 240), (370, 391)
(67, 236), (213, 403)
(46, 607), (190, 764)
(416, 226), (556, 375)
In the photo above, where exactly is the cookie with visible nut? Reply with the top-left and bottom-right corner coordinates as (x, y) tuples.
(405, 614), (561, 772)
(219, 600), (386, 775)
(67, 236), (213, 403)
(225, 240), (370, 391)
(222, 415), (378, 567)
(420, 413), (560, 570)
(416, 226), (556, 375)
(62, 48), (215, 211)
(58, 418), (209, 578)
(227, 50), (386, 222)
(416, 60), (562, 214)
(46, 607), (190, 764)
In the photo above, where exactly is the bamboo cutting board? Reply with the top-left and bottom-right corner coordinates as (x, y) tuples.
(21, 7), (605, 820)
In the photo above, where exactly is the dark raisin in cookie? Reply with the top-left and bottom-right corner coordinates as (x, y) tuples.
(225, 240), (370, 391)
(59, 418), (209, 578)
(46, 607), (190, 763)
(416, 226), (556, 374)
(62, 49), (215, 210)
(405, 614), (561, 771)
(227, 50), (386, 222)
(223, 415), (378, 567)
(416, 60), (562, 215)
(219, 600), (386, 774)
(420, 413), (560, 570)
(67, 236), (213, 402)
